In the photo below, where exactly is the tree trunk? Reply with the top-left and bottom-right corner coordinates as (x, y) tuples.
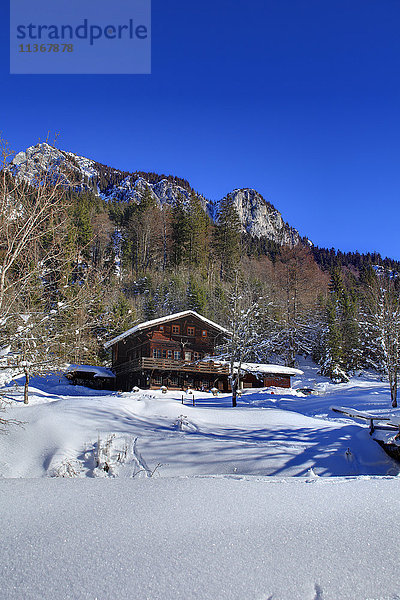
(389, 365), (398, 408)
(391, 376), (398, 407)
(23, 367), (29, 405)
(231, 377), (238, 407)
(163, 216), (167, 272)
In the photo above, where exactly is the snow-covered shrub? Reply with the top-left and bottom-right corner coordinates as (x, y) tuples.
(51, 459), (81, 478)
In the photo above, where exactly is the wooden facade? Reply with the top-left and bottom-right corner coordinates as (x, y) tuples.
(106, 311), (230, 391)
(241, 372), (291, 389)
(105, 311), (297, 391)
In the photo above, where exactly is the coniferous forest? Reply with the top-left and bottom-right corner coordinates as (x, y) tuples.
(2, 140), (400, 403)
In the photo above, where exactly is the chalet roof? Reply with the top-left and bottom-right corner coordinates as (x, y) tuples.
(210, 359), (303, 376)
(236, 362), (303, 376)
(104, 310), (230, 349)
(65, 365), (116, 378)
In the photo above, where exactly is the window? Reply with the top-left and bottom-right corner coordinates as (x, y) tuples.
(162, 349), (167, 358)
(159, 325), (164, 332)
(167, 349), (172, 359)
(184, 351), (192, 362)
(174, 350), (181, 360)
(194, 351), (201, 361)
(153, 348), (161, 358)
(187, 326), (195, 336)
(172, 325), (180, 334)
(153, 374), (162, 385)
(201, 330), (207, 337)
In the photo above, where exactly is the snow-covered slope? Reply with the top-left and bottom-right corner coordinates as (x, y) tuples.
(1, 361), (400, 599)
(8, 143), (302, 244)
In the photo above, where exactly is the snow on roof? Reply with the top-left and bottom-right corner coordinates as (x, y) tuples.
(0, 345), (11, 358)
(211, 360), (303, 376)
(242, 362), (303, 376)
(104, 311), (230, 349)
(66, 365), (116, 379)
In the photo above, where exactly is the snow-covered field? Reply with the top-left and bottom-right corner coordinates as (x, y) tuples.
(0, 359), (397, 479)
(1, 359), (400, 599)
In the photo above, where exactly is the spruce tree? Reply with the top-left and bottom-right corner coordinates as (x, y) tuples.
(318, 268), (360, 382)
(186, 275), (207, 312)
(213, 194), (241, 280)
(171, 194), (190, 267)
(187, 192), (210, 269)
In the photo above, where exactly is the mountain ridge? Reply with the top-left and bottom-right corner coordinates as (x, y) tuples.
(9, 142), (302, 248)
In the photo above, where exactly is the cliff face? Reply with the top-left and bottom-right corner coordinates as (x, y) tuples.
(9, 143), (301, 246)
(228, 188), (301, 245)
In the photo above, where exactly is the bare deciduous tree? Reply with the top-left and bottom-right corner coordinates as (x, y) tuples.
(0, 395), (21, 432)
(219, 272), (261, 407)
(0, 137), (72, 322)
(0, 137), (92, 403)
(269, 246), (327, 367)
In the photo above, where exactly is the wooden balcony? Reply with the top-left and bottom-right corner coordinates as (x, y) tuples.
(113, 357), (230, 376)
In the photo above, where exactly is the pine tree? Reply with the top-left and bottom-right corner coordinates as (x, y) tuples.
(213, 194), (241, 280)
(186, 275), (207, 312)
(171, 194), (190, 267)
(186, 192), (210, 269)
(341, 289), (361, 372)
(319, 296), (348, 382)
(318, 268), (360, 382)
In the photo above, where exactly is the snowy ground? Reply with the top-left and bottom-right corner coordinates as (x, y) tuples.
(0, 358), (398, 479)
(1, 359), (400, 599)
(2, 476), (400, 600)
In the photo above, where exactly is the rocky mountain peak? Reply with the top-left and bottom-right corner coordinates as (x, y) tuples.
(9, 144), (207, 210)
(8, 144), (302, 247)
(9, 143), (97, 188)
(228, 188), (300, 245)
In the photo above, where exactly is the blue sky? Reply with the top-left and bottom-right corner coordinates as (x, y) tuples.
(2, 1), (400, 259)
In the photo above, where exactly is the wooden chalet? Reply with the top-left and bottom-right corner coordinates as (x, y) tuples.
(105, 311), (229, 391)
(105, 311), (303, 392)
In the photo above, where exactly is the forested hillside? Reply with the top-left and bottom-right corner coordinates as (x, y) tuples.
(2, 139), (399, 399)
